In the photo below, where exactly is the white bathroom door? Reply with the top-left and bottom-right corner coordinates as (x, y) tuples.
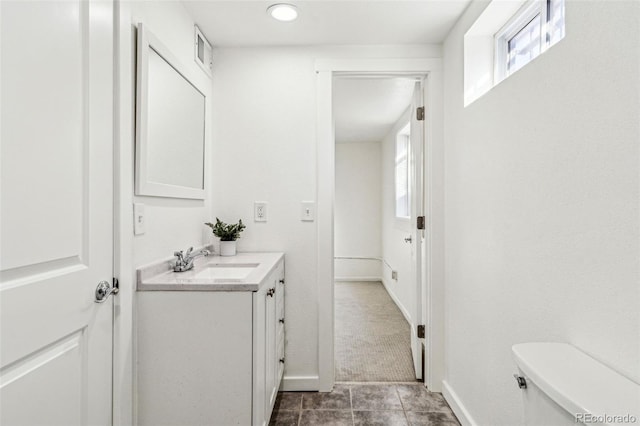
(0, 1), (114, 425)
(408, 81), (425, 380)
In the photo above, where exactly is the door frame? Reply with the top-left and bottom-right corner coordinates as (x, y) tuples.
(315, 58), (445, 392)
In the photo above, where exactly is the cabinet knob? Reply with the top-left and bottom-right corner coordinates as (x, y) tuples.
(267, 288), (275, 297)
(279, 279), (285, 284)
(279, 358), (285, 363)
(279, 318), (285, 324)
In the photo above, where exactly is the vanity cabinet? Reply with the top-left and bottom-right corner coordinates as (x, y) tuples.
(136, 253), (285, 426)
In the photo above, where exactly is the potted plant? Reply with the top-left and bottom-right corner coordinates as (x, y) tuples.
(205, 218), (246, 256)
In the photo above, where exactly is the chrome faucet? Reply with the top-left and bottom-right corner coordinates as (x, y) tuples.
(173, 247), (210, 272)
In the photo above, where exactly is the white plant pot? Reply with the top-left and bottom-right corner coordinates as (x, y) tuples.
(219, 241), (237, 256)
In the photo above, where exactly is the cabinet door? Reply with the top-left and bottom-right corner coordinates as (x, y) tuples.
(265, 276), (278, 416)
(276, 264), (285, 382)
(252, 287), (267, 426)
(258, 258), (285, 426)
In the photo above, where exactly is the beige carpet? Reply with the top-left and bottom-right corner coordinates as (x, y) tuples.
(335, 281), (417, 382)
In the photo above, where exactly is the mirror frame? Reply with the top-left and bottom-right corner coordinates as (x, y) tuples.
(135, 23), (207, 200)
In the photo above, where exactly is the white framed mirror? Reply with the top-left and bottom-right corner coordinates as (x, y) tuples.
(135, 23), (207, 199)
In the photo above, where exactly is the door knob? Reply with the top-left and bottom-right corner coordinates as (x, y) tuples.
(404, 236), (412, 243)
(95, 280), (118, 303)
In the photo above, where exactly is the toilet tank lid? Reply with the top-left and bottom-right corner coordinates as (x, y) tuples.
(512, 343), (640, 425)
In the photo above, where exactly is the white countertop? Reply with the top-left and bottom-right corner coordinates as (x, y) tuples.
(137, 251), (284, 291)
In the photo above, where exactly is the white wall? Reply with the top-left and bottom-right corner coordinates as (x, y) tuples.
(126, 2), (213, 268)
(116, 2), (213, 423)
(210, 45), (441, 389)
(380, 109), (414, 321)
(442, 1), (640, 425)
(334, 142), (382, 281)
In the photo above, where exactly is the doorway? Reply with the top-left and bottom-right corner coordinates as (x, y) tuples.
(333, 76), (421, 382)
(315, 59), (445, 393)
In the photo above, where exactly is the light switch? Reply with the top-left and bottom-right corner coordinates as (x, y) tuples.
(301, 201), (315, 221)
(134, 203), (145, 235)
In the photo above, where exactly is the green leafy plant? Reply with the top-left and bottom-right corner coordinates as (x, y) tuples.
(204, 218), (246, 241)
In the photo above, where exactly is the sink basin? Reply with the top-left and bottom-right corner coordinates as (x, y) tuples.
(193, 263), (259, 280)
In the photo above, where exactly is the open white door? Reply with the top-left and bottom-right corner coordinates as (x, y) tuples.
(409, 81), (425, 380)
(1, 1), (114, 424)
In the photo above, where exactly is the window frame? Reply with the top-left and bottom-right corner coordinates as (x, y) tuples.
(494, 0), (546, 82)
(394, 124), (411, 222)
(494, 0), (564, 83)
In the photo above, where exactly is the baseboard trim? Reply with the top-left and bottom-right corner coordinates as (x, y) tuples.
(334, 276), (382, 282)
(442, 380), (478, 426)
(381, 278), (411, 323)
(280, 375), (320, 391)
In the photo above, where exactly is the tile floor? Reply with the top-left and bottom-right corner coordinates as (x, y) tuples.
(269, 383), (461, 426)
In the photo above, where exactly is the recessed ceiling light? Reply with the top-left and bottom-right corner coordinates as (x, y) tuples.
(267, 3), (298, 22)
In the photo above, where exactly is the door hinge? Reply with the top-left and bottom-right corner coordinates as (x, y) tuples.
(417, 216), (425, 230)
(112, 277), (120, 295)
(416, 106), (425, 121)
(417, 324), (425, 339)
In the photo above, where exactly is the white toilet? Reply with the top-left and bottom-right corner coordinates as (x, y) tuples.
(512, 342), (640, 426)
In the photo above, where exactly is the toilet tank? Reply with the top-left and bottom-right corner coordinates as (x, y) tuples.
(512, 343), (640, 426)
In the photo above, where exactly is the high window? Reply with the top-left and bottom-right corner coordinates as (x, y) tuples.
(495, 0), (565, 81)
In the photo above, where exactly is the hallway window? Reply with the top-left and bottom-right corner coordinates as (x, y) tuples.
(395, 123), (410, 219)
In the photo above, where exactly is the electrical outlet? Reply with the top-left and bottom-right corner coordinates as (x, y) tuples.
(133, 203), (145, 235)
(254, 202), (267, 222)
(391, 270), (398, 280)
